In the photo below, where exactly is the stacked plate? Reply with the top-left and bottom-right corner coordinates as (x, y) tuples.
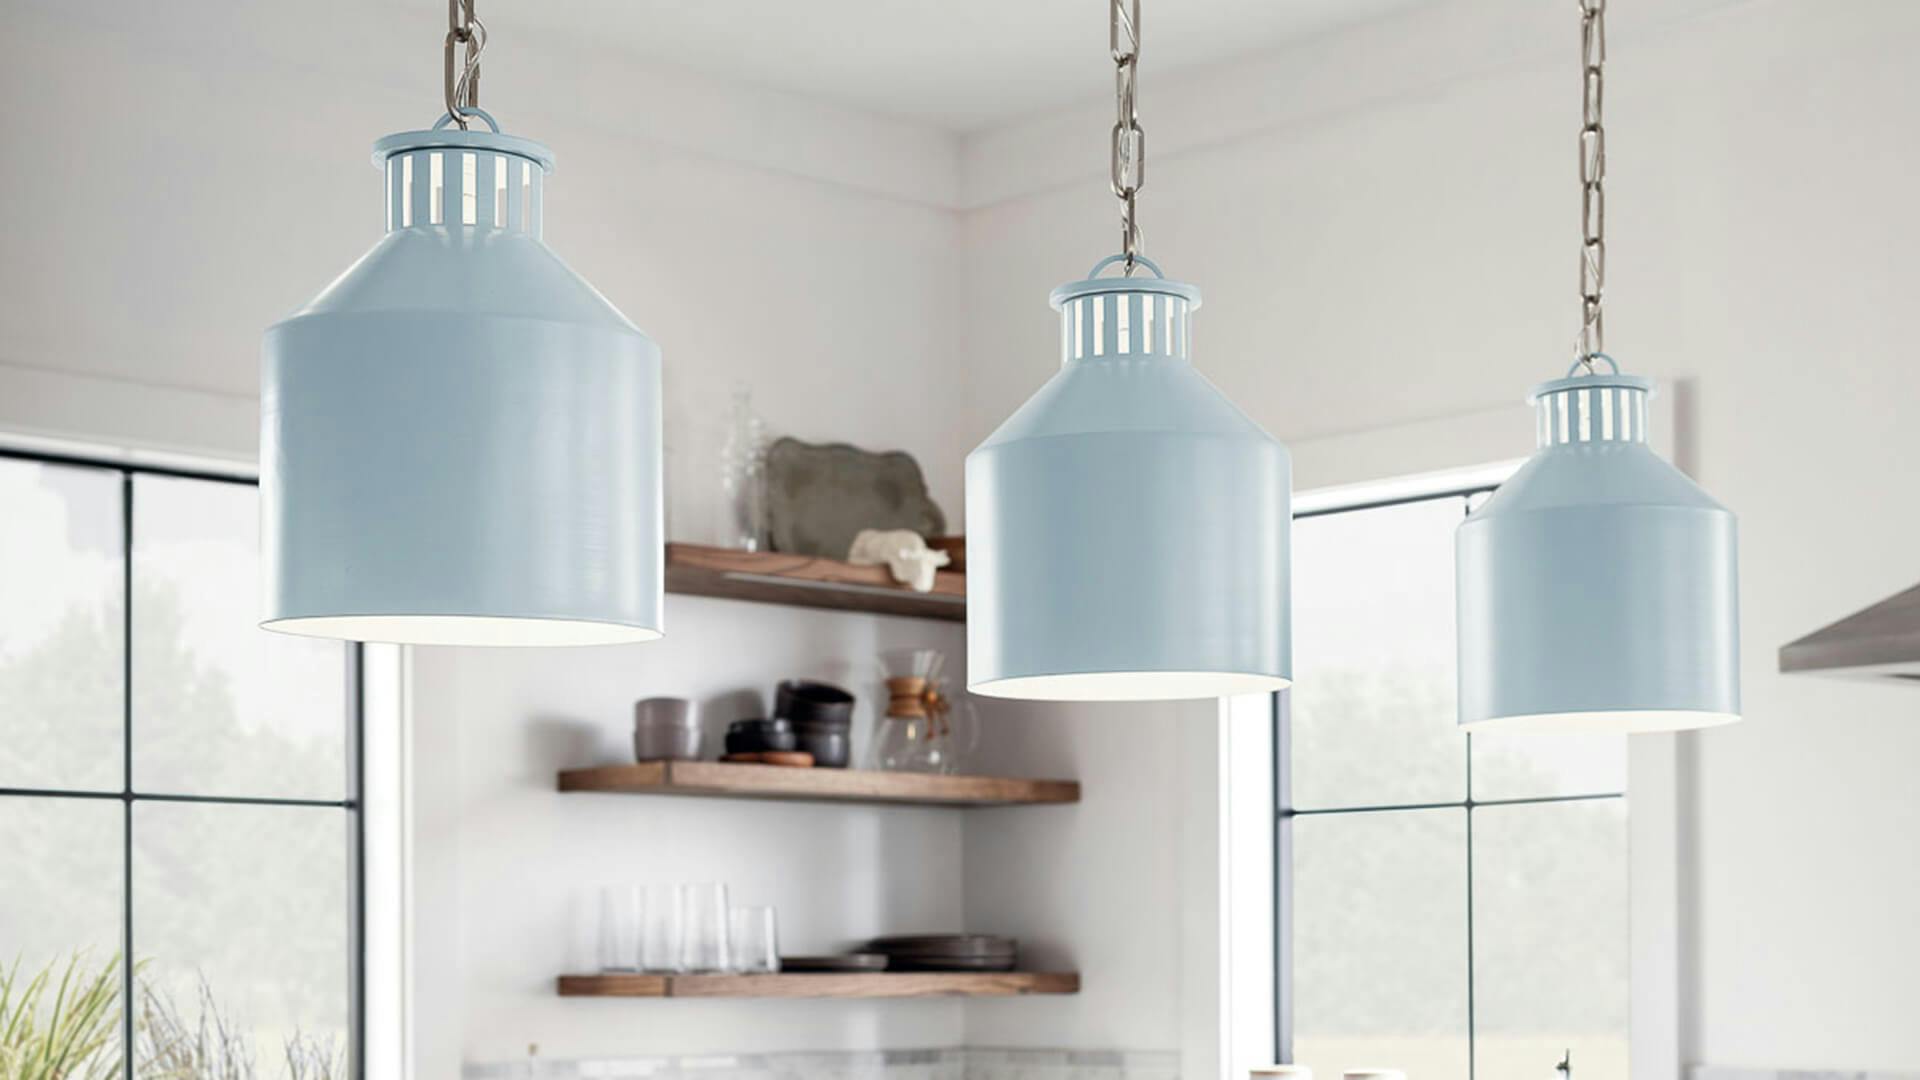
(779, 953), (888, 973)
(867, 934), (1017, 972)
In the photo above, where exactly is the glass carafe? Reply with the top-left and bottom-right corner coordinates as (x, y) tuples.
(872, 649), (946, 772)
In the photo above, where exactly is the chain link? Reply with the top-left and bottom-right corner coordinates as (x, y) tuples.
(444, 0), (488, 130)
(1110, 0), (1145, 274)
(1576, 0), (1606, 369)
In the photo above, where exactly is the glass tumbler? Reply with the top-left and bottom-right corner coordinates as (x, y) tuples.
(597, 885), (642, 972)
(641, 882), (686, 973)
(679, 882), (731, 973)
(728, 906), (779, 973)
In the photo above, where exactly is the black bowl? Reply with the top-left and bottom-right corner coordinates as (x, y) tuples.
(793, 727), (850, 768)
(775, 679), (855, 729)
(725, 718), (796, 755)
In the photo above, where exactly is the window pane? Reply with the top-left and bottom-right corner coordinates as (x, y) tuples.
(1471, 731), (1627, 801)
(0, 459), (123, 790)
(132, 475), (349, 799)
(1472, 800), (1629, 1078)
(1291, 808), (1469, 1080)
(133, 801), (350, 1078)
(0, 797), (124, 1074)
(1289, 497), (1465, 808)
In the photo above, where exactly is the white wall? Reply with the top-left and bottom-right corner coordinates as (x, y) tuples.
(959, 698), (1201, 1054)
(957, 0), (1920, 1071)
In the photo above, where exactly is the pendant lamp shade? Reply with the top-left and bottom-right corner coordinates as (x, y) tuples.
(966, 257), (1291, 702)
(261, 115), (663, 646)
(1456, 366), (1739, 732)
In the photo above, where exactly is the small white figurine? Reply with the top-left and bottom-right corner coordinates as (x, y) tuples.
(848, 528), (950, 593)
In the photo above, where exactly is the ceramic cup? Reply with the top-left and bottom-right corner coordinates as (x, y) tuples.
(635, 696), (696, 729)
(634, 697), (701, 762)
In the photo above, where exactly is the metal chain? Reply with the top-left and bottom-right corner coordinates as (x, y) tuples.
(444, 0), (488, 129)
(1576, 0), (1606, 369)
(1110, 0), (1145, 274)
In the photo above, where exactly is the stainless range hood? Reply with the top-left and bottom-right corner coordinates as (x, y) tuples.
(1779, 583), (1920, 681)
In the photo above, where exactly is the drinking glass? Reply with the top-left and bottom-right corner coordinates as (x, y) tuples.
(597, 885), (642, 972)
(641, 882), (686, 973)
(728, 905), (779, 973)
(679, 882), (731, 973)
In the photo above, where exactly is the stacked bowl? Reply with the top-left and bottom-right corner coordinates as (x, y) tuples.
(633, 698), (701, 762)
(775, 679), (854, 768)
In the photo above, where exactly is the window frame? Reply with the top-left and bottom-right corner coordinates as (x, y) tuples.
(1273, 480), (1630, 1077)
(0, 444), (366, 1080)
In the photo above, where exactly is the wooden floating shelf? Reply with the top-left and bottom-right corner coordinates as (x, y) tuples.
(558, 760), (1079, 808)
(664, 543), (965, 622)
(557, 971), (1079, 999)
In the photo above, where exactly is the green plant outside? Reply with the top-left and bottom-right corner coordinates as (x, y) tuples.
(0, 954), (342, 1080)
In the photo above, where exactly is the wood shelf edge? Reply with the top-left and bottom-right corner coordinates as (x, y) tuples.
(557, 973), (667, 997)
(663, 543), (965, 623)
(557, 971), (1079, 999)
(558, 761), (1080, 807)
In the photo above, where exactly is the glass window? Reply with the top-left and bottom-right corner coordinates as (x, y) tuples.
(1472, 800), (1630, 1078)
(0, 458), (124, 790)
(132, 474), (350, 800)
(1281, 486), (1628, 1079)
(1290, 497), (1464, 809)
(1291, 808), (1470, 1080)
(0, 453), (361, 1080)
(134, 802), (352, 1074)
(0, 796), (124, 1062)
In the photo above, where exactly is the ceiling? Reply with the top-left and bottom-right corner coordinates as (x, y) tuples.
(450, 0), (1441, 132)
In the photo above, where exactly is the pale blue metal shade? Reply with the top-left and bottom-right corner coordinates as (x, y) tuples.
(261, 114), (663, 646)
(966, 257), (1291, 701)
(1456, 364), (1740, 732)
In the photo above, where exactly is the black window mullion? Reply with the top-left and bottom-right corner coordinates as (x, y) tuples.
(1273, 689), (1292, 1065)
(119, 470), (135, 1080)
(348, 644), (366, 1080)
(1465, 734), (1476, 1080)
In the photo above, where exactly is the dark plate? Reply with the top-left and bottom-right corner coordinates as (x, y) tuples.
(868, 933), (1014, 947)
(878, 940), (1017, 953)
(883, 941), (1021, 949)
(869, 934), (1017, 955)
(779, 953), (889, 972)
(884, 956), (1018, 972)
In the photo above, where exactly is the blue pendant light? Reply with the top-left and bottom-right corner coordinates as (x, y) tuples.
(967, 258), (1290, 701)
(261, 6), (662, 646)
(1456, 361), (1739, 732)
(966, 0), (1290, 702)
(1455, 0), (1739, 732)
